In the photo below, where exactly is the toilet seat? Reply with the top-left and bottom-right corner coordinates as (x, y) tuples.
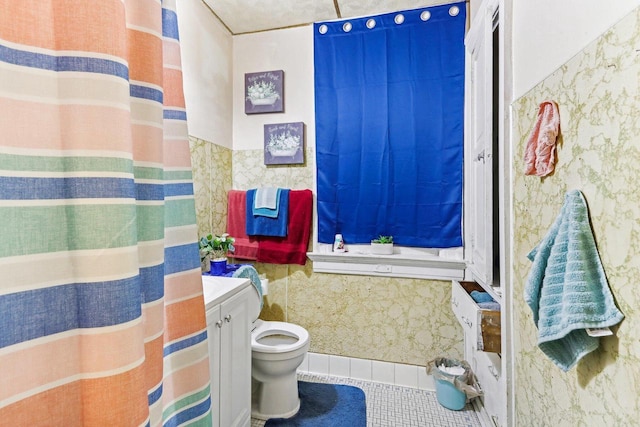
(251, 321), (309, 354)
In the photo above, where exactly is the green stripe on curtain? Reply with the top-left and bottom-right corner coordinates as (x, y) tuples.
(137, 205), (166, 242)
(164, 170), (194, 181)
(135, 166), (165, 180)
(0, 153), (134, 174)
(165, 198), (199, 227)
(0, 205), (138, 256)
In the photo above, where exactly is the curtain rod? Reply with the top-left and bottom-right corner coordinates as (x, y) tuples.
(316, 0), (469, 25)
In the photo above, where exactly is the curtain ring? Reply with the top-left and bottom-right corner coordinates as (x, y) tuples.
(366, 18), (376, 29)
(394, 14), (404, 25)
(343, 22), (352, 32)
(318, 24), (328, 34)
(420, 11), (431, 21)
(449, 6), (460, 16)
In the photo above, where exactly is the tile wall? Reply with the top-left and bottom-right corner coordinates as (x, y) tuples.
(189, 143), (464, 367)
(189, 136), (232, 239)
(298, 352), (435, 390)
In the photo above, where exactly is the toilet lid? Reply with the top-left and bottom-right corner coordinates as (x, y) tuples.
(251, 321), (309, 353)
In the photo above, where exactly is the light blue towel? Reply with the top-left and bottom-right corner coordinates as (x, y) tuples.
(478, 301), (501, 311)
(524, 190), (624, 372)
(232, 265), (263, 310)
(246, 188), (289, 237)
(253, 187), (281, 218)
(470, 290), (494, 303)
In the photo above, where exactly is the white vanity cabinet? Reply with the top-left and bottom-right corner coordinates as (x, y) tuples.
(203, 276), (252, 427)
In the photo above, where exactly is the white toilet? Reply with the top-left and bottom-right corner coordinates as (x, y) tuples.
(248, 279), (310, 420)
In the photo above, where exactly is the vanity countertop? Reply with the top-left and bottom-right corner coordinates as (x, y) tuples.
(202, 276), (250, 311)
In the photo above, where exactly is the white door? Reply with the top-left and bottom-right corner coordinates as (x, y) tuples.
(464, 1), (496, 288)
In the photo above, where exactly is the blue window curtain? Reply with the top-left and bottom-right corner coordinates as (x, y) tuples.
(314, 2), (466, 247)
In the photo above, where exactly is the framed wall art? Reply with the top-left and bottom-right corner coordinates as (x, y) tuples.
(245, 70), (284, 114)
(264, 122), (304, 165)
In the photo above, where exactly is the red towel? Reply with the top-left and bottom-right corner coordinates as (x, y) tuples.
(227, 190), (258, 260)
(256, 189), (313, 265)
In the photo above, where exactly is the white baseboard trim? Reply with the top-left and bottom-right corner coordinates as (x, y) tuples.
(297, 352), (436, 391)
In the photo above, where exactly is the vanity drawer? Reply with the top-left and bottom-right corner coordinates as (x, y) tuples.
(474, 350), (502, 424)
(451, 281), (501, 353)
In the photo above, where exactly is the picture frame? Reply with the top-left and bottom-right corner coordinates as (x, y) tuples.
(244, 70), (284, 114)
(264, 122), (304, 165)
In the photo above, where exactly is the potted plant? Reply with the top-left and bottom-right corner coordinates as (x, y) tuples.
(371, 235), (394, 255)
(199, 233), (235, 274)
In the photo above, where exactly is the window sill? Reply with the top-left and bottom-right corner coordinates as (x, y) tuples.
(306, 245), (466, 281)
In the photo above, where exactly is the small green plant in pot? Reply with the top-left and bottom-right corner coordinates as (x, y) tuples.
(371, 235), (394, 255)
(199, 233), (235, 272)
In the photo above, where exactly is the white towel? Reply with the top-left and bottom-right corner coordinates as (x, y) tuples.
(254, 187), (279, 210)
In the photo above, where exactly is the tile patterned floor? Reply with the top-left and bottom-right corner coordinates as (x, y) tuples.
(250, 372), (482, 427)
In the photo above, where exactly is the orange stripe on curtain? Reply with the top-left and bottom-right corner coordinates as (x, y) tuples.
(2, 367), (149, 426)
(0, 326), (144, 402)
(128, 29), (163, 87)
(144, 335), (165, 392)
(165, 270), (204, 303)
(0, 0), (127, 57)
(82, 368), (149, 425)
(1, 382), (83, 427)
(164, 296), (207, 342)
(163, 68), (187, 108)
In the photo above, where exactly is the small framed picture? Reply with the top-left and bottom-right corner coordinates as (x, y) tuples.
(245, 70), (284, 114)
(264, 122), (304, 165)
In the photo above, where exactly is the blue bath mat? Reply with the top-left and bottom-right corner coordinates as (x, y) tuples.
(264, 381), (366, 427)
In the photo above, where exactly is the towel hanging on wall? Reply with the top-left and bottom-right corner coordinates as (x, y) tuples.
(227, 190), (259, 260)
(524, 100), (560, 177)
(253, 187), (281, 217)
(246, 188), (289, 237)
(257, 189), (313, 265)
(524, 190), (624, 371)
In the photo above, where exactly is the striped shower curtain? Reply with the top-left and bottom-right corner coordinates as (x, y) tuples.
(0, 1), (211, 425)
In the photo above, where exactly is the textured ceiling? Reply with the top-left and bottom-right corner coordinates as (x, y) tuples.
(202, 0), (449, 35)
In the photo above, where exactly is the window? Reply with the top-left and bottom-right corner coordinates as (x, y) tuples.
(313, 4), (466, 249)
(308, 3), (468, 280)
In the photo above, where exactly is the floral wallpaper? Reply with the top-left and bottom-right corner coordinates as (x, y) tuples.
(511, 7), (640, 426)
(190, 143), (463, 365)
(189, 136), (232, 239)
